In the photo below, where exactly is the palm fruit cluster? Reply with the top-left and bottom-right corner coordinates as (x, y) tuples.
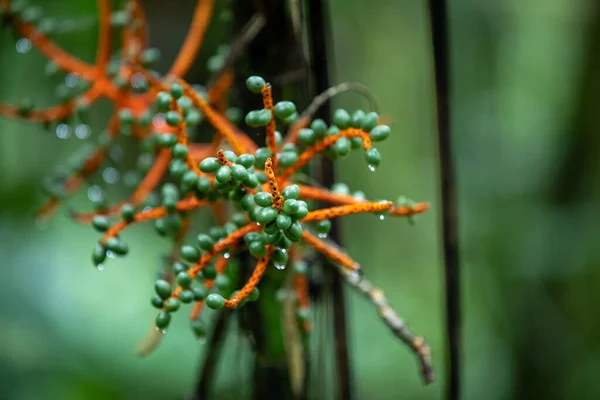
(0, 0), (434, 383)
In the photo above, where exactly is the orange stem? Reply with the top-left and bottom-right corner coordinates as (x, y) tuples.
(223, 246), (273, 309)
(264, 158), (283, 210)
(301, 230), (360, 272)
(301, 201), (393, 223)
(261, 83), (278, 170)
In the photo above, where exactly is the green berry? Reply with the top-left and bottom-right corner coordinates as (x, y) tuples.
(249, 241), (267, 258)
(155, 311), (171, 329)
(332, 183), (350, 195)
(283, 199), (300, 215)
(121, 203), (135, 222)
(254, 192), (273, 207)
(293, 206), (309, 220)
(362, 112), (379, 131)
(196, 234), (214, 251)
(177, 272), (193, 288)
(191, 319), (207, 337)
(231, 164), (248, 181)
(216, 165), (232, 182)
(333, 109), (351, 129)
(255, 172), (268, 184)
(236, 154), (255, 169)
(279, 151), (298, 168)
(192, 286), (207, 301)
(151, 296), (163, 308)
(177, 96), (193, 113)
(185, 110), (203, 126)
(271, 247), (289, 266)
(317, 220), (332, 234)
(196, 177), (211, 192)
(276, 213), (292, 230)
(223, 150), (237, 163)
(311, 119), (327, 137)
(262, 230), (282, 245)
(244, 232), (262, 244)
(226, 107), (242, 123)
(370, 125), (391, 141)
(118, 108), (134, 126)
(181, 245), (199, 262)
(157, 133), (178, 148)
(141, 47), (161, 67)
(254, 147), (272, 168)
(206, 293), (225, 310)
(199, 157), (220, 173)
(273, 101), (296, 119)
(243, 174), (259, 188)
(264, 221), (279, 235)
(365, 148), (381, 167)
(351, 110), (366, 128)
(245, 109), (272, 127)
(179, 290), (194, 303)
(170, 83), (184, 99)
(351, 137), (363, 149)
(172, 143), (188, 159)
(156, 91), (172, 110)
(241, 194), (256, 211)
(215, 274), (231, 291)
(164, 297), (180, 312)
(282, 184), (300, 200)
(165, 111), (182, 127)
(155, 279), (172, 299)
(182, 170), (198, 186)
(92, 244), (106, 265)
(298, 128), (316, 145)
(248, 288), (260, 302)
(283, 112), (298, 125)
(246, 76), (266, 93)
(285, 221), (303, 241)
(257, 206), (279, 225)
(92, 216), (109, 232)
(333, 137), (351, 157)
(173, 262), (187, 275)
(278, 235), (293, 250)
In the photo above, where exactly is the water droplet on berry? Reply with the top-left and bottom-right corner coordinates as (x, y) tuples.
(367, 164), (376, 172)
(198, 337), (207, 345)
(16, 38), (32, 54)
(318, 233), (328, 239)
(224, 252), (230, 259)
(65, 73), (80, 88)
(96, 264), (104, 271)
(102, 167), (120, 184)
(56, 123), (71, 139)
(274, 264), (286, 270)
(106, 250), (116, 259)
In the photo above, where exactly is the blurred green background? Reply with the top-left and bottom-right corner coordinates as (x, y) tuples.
(2, 0), (599, 399)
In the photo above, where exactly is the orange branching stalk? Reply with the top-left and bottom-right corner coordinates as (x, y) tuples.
(0, 0), (434, 385)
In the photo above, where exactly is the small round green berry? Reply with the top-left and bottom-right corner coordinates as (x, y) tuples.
(226, 107), (242, 123)
(249, 241), (267, 258)
(216, 165), (232, 182)
(246, 76), (266, 93)
(179, 290), (194, 304)
(281, 184), (300, 200)
(155, 279), (172, 299)
(177, 96), (193, 113)
(231, 164), (249, 181)
(276, 213), (292, 230)
(192, 286), (208, 301)
(362, 112), (379, 131)
(206, 293), (225, 310)
(257, 206), (279, 225)
(181, 245), (199, 262)
(182, 170), (198, 186)
(165, 111), (182, 127)
(244, 231), (262, 244)
(331, 183), (351, 195)
(351, 137), (363, 149)
(191, 319), (207, 337)
(298, 128), (316, 145)
(157, 133), (178, 148)
(200, 157), (220, 173)
(278, 151), (298, 168)
(311, 119), (327, 137)
(351, 110), (366, 128)
(196, 176), (211, 193)
(245, 109), (272, 127)
(236, 153), (255, 169)
(248, 206), (261, 222)
(92, 244), (106, 265)
(370, 125), (390, 142)
(155, 310), (171, 329)
(255, 172), (268, 184)
(177, 272), (193, 288)
(106, 238), (128, 256)
(262, 230), (282, 245)
(271, 247), (289, 266)
(248, 287), (260, 302)
(172, 143), (188, 159)
(208, 226), (225, 241)
(273, 101), (296, 119)
(173, 262), (187, 275)
(285, 221), (303, 242)
(156, 91), (172, 110)
(164, 297), (180, 312)
(170, 83), (184, 99)
(317, 220), (332, 234)
(241, 194), (256, 211)
(121, 203), (135, 222)
(264, 221), (279, 235)
(215, 274), (231, 291)
(243, 174), (259, 188)
(278, 235), (293, 250)
(92, 216), (109, 232)
(185, 110), (203, 126)
(141, 47), (161, 67)
(254, 192), (273, 207)
(283, 112), (298, 125)
(333, 109), (351, 129)
(365, 148), (381, 167)
(254, 147), (272, 167)
(196, 234), (214, 251)
(283, 199), (300, 215)
(333, 137), (351, 157)
(293, 205), (309, 220)
(151, 296), (163, 308)
(275, 130), (283, 144)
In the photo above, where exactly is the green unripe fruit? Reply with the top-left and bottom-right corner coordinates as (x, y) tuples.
(241, 194), (256, 211)
(317, 220), (332, 234)
(199, 157), (219, 173)
(351, 137), (363, 149)
(243, 174), (259, 188)
(255, 172), (268, 184)
(157, 133), (178, 148)
(293, 206), (309, 220)
(264, 221), (279, 235)
(92, 244), (106, 265)
(185, 110), (203, 126)
(262, 230), (282, 245)
(254, 192), (273, 207)
(311, 119), (327, 137)
(173, 262), (187, 275)
(276, 213), (292, 230)
(216, 165), (232, 182)
(365, 148), (381, 167)
(370, 125), (390, 141)
(172, 143), (188, 159)
(278, 151), (298, 168)
(191, 319), (207, 337)
(179, 290), (194, 303)
(156, 91), (172, 110)
(118, 108), (134, 126)
(285, 221), (303, 241)
(281, 184), (300, 200)
(170, 159), (188, 177)
(164, 297), (180, 312)
(196, 177), (211, 192)
(215, 274), (231, 291)
(273, 101), (297, 119)
(275, 130), (283, 144)
(362, 111), (379, 131)
(151, 296), (163, 308)
(257, 207), (279, 225)
(278, 235), (293, 250)
(105, 238), (128, 256)
(236, 154), (255, 169)
(283, 199), (300, 215)
(177, 96), (193, 113)
(196, 234), (214, 251)
(283, 112), (298, 125)
(208, 226), (225, 241)
(92, 216), (109, 232)
(121, 203), (135, 222)
(333, 137), (352, 157)
(351, 110), (366, 128)
(224, 222), (237, 235)
(254, 147), (271, 167)
(181, 245), (199, 262)
(248, 287), (260, 302)
(298, 128), (316, 145)
(249, 207), (261, 222)
(206, 293), (225, 310)
(226, 107), (242, 123)
(155, 311), (171, 329)
(170, 83), (184, 99)
(333, 109), (351, 129)
(232, 212), (248, 227)
(245, 109), (272, 127)
(246, 76), (266, 93)
(141, 47), (161, 67)
(222, 150), (237, 163)
(271, 247), (289, 266)
(244, 232), (262, 244)
(231, 164), (249, 181)
(177, 272), (193, 288)
(249, 241), (267, 258)
(192, 286), (208, 301)
(165, 111), (182, 127)
(204, 264), (217, 280)
(155, 279), (172, 299)
(182, 171), (198, 187)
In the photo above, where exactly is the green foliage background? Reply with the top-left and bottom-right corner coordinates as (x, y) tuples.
(1, 0), (598, 399)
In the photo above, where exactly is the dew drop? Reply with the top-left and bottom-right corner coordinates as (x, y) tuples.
(56, 123), (71, 139)
(318, 233), (328, 239)
(102, 167), (120, 184)
(96, 264), (104, 271)
(161, 329), (167, 334)
(367, 164), (376, 172)
(224, 252), (230, 259)
(106, 250), (116, 259)
(75, 124), (91, 139)
(274, 264), (286, 270)
(16, 38), (32, 54)
(87, 185), (103, 202)
(379, 215), (385, 221)
(198, 337), (207, 345)
(65, 73), (80, 88)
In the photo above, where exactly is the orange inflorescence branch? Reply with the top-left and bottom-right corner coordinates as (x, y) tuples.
(261, 83), (278, 170)
(301, 230), (360, 272)
(301, 201), (394, 223)
(223, 246), (273, 309)
(264, 158), (283, 210)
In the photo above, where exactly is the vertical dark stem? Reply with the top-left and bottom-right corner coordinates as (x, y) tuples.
(194, 311), (230, 398)
(306, 1), (353, 399)
(427, 1), (460, 399)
